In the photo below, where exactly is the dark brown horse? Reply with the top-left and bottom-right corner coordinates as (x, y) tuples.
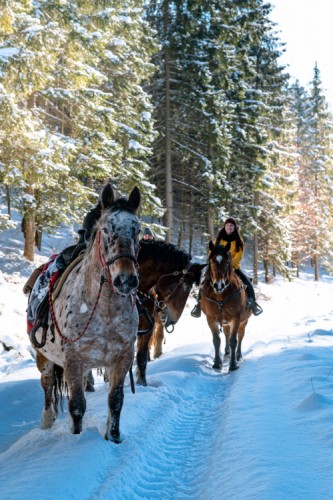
(30, 184), (141, 442)
(201, 241), (252, 371)
(136, 240), (205, 385)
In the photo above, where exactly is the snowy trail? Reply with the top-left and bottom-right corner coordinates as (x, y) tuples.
(90, 357), (228, 499)
(1, 275), (333, 499)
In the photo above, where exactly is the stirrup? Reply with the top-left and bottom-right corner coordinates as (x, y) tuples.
(191, 304), (201, 318)
(253, 302), (263, 316)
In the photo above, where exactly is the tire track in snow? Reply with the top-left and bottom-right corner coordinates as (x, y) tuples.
(90, 358), (230, 499)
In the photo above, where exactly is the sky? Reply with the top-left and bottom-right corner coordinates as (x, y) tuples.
(270, 0), (333, 106)
(1, 214), (333, 499)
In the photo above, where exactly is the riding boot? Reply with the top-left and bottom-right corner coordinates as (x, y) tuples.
(235, 269), (263, 316)
(247, 298), (263, 316)
(191, 301), (201, 318)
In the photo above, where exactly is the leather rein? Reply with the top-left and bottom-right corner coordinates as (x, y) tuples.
(138, 262), (195, 334)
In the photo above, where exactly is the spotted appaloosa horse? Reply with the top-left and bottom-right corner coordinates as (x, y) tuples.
(136, 241), (205, 385)
(31, 184), (141, 442)
(201, 241), (252, 372)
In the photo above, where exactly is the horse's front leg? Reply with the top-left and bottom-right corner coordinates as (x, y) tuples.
(207, 317), (222, 370)
(105, 348), (134, 443)
(36, 351), (63, 429)
(236, 320), (248, 361)
(136, 331), (153, 386)
(229, 320), (241, 371)
(65, 362), (86, 434)
(150, 315), (164, 359)
(223, 324), (231, 357)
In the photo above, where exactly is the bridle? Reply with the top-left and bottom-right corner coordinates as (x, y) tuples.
(205, 247), (245, 323)
(97, 231), (138, 277)
(151, 262), (195, 333)
(209, 249), (231, 293)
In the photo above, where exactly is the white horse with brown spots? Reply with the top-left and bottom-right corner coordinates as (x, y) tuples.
(31, 184), (141, 442)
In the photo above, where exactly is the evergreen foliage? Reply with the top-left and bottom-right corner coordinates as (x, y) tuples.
(0, 1), (332, 277)
(0, 0), (161, 260)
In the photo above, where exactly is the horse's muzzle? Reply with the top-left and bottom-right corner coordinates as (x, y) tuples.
(113, 273), (138, 295)
(213, 280), (225, 293)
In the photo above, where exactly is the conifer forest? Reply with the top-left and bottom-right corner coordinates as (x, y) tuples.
(0, 1), (332, 281)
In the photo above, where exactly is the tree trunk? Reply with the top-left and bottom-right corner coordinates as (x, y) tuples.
(6, 185), (11, 217)
(23, 211), (36, 261)
(263, 259), (269, 283)
(164, 1), (173, 243)
(314, 254), (319, 281)
(207, 209), (215, 239)
(35, 227), (42, 251)
(23, 182), (36, 261)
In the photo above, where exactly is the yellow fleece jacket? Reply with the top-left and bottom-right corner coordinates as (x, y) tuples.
(214, 238), (243, 270)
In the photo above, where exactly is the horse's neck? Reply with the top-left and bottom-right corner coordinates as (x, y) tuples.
(228, 269), (242, 290)
(139, 259), (187, 293)
(81, 241), (103, 297)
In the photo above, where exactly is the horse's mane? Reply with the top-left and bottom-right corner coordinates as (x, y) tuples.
(138, 240), (191, 269)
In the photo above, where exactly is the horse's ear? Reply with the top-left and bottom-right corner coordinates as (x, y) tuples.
(209, 240), (214, 252)
(101, 183), (115, 209)
(128, 186), (141, 212)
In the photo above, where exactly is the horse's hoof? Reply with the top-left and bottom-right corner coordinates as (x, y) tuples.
(105, 433), (122, 444)
(136, 378), (147, 387)
(85, 383), (95, 392)
(212, 362), (222, 370)
(72, 420), (82, 434)
(229, 363), (239, 372)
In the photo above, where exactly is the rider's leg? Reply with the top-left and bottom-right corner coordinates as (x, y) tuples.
(191, 289), (201, 318)
(235, 269), (263, 316)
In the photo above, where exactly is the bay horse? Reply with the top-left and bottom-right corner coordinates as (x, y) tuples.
(201, 241), (252, 371)
(31, 184), (141, 442)
(136, 240), (205, 385)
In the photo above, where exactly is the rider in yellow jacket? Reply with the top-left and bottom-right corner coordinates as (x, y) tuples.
(191, 217), (262, 317)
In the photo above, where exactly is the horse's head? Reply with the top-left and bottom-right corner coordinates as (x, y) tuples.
(154, 262), (205, 327)
(208, 241), (232, 293)
(97, 184), (141, 296)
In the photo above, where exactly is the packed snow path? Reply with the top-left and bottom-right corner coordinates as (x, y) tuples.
(1, 275), (333, 499)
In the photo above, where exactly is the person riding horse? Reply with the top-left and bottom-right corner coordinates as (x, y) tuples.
(191, 217), (263, 317)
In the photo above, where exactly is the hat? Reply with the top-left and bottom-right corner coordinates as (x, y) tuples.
(224, 217), (238, 228)
(143, 227), (153, 237)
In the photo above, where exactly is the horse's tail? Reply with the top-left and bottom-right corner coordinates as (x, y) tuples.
(54, 364), (65, 413)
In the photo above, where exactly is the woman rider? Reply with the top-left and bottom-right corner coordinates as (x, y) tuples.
(191, 217), (263, 317)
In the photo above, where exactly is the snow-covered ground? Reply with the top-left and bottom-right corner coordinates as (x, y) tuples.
(1, 217), (333, 499)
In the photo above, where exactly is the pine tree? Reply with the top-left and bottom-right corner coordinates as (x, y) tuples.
(295, 65), (333, 279)
(0, 1), (162, 260)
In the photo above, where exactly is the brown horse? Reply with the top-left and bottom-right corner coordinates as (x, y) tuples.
(201, 241), (252, 371)
(136, 241), (205, 385)
(30, 184), (141, 442)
